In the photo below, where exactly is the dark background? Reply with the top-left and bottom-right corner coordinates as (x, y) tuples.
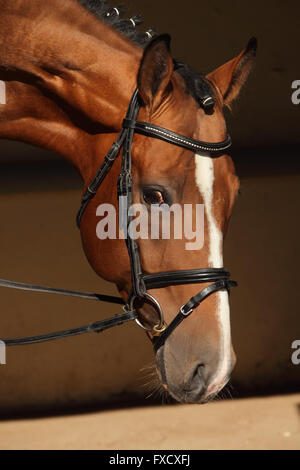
(0, 0), (299, 414)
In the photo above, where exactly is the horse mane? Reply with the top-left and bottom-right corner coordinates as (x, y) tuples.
(77, 0), (156, 46)
(77, 0), (213, 108)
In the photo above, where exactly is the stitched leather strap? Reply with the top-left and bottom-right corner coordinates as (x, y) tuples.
(142, 268), (231, 290)
(2, 310), (137, 346)
(117, 90), (146, 298)
(76, 90), (141, 228)
(123, 119), (232, 154)
(76, 132), (127, 227)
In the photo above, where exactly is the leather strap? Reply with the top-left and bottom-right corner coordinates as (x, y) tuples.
(142, 268), (232, 290)
(153, 279), (236, 352)
(76, 89), (141, 228)
(117, 90), (146, 298)
(76, 136), (126, 227)
(2, 310), (137, 346)
(0, 278), (124, 305)
(123, 119), (232, 154)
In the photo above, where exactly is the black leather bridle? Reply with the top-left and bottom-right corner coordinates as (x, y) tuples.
(0, 88), (236, 351)
(77, 88), (236, 351)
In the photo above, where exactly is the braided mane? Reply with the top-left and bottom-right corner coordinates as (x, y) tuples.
(77, 0), (213, 109)
(78, 0), (156, 46)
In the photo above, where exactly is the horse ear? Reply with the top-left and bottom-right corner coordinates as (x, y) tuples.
(206, 37), (257, 108)
(137, 34), (173, 113)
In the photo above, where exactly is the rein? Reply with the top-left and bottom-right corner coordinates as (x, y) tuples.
(0, 88), (236, 350)
(0, 278), (137, 346)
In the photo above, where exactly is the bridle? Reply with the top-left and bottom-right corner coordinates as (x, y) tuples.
(0, 87), (236, 351)
(77, 87), (236, 351)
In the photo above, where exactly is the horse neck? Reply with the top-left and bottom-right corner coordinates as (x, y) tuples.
(0, 0), (142, 179)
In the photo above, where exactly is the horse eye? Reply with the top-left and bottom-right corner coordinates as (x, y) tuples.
(143, 188), (165, 206)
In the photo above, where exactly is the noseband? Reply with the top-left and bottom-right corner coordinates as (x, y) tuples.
(77, 89), (236, 351)
(0, 88), (236, 351)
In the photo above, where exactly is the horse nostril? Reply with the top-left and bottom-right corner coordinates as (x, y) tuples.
(183, 363), (206, 394)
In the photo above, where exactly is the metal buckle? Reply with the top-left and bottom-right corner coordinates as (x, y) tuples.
(151, 322), (167, 337)
(180, 305), (193, 316)
(87, 186), (97, 195)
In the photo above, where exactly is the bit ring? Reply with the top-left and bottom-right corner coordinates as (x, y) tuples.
(130, 293), (165, 334)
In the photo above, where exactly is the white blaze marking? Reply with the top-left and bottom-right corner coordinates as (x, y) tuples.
(195, 153), (231, 395)
(0, 81), (6, 104)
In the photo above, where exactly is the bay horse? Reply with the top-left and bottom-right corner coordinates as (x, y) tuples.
(0, 0), (256, 404)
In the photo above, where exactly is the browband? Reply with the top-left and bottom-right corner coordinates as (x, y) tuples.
(122, 119), (232, 154)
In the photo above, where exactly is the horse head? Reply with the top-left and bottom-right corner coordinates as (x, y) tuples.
(79, 34), (256, 403)
(0, 0), (256, 403)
